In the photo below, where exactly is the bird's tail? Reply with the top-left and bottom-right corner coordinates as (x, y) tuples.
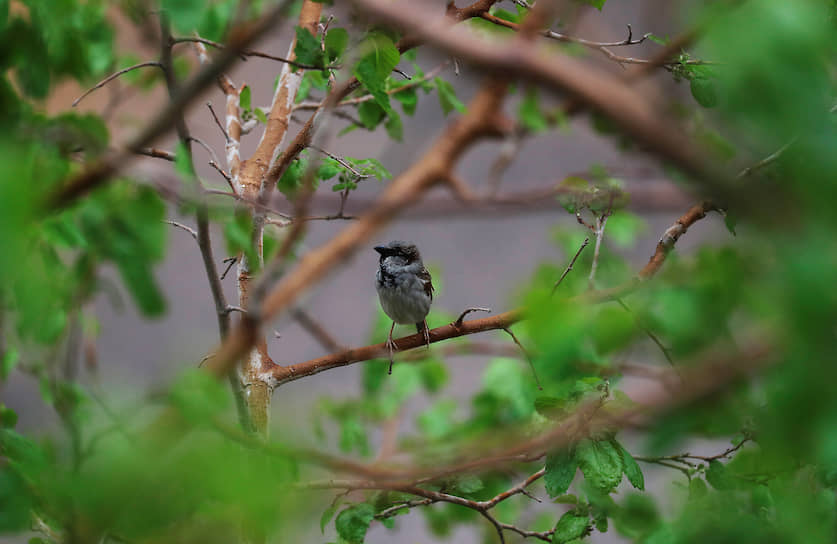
(415, 321), (427, 335)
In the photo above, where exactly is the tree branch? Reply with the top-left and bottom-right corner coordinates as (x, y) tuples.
(173, 36), (340, 71)
(47, 0), (297, 209)
(265, 200), (716, 385)
(350, 0), (733, 197)
(72, 61), (163, 107)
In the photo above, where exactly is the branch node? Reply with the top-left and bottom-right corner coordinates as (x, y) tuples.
(454, 307), (492, 328)
(221, 305), (247, 316)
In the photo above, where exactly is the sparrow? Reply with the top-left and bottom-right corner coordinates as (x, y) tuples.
(374, 241), (434, 374)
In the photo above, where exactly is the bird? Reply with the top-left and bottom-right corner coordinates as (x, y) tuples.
(374, 241), (434, 374)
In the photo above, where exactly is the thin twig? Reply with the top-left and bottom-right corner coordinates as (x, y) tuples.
(310, 145), (370, 178)
(220, 257), (237, 280)
(479, 468), (545, 509)
(207, 102), (230, 142)
(209, 160), (237, 193)
(188, 136), (221, 165)
(587, 212), (610, 289)
(736, 139), (795, 179)
(480, 510), (506, 544)
(72, 61), (163, 107)
(137, 147), (176, 161)
(221, 306), (247, 315)
(552, 237), (589, 294)
(454, 307), (492, 327)
(503, 327), (542, 390)
(293, 62), (450, 111)
(498, 522), (554, 542)
(375, 498), (435, 520)
(616, 298), (674, 365)
(635, 437), (751, 477)
(203, 189), (292, 220)
(164, 220), (198, 240)
(172, 35), (340, 71)
(392, 67), (411, 79)
(576, 212), (596, 232)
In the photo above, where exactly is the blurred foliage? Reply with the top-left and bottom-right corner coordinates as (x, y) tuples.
(2, 0), (837, 543)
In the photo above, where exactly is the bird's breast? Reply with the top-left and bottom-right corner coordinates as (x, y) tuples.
(376, 268), (432, 324)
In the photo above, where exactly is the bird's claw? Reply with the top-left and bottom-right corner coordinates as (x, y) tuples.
(386, 336), (397, 374)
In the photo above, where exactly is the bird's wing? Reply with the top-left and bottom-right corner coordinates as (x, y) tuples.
(417, 266), (434, 301)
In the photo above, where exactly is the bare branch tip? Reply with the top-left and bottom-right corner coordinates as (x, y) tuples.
(454, 307), (492, 328)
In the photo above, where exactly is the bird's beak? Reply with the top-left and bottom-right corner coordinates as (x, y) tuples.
(374, 246), (388, 255)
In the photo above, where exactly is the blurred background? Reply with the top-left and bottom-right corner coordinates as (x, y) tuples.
(2, 1), (732, 542)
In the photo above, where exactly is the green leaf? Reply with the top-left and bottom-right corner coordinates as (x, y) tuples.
(224, 212), (258, 270)
(689, 477), (709, 499)
(320, 500), (340, 534)
(118, 262), (166, 317)
(357, 100), (386, 130)
(552, 510), (590, 543)
(277, 156), (307, 197)
(556, 176), (589, 214)
(353, 31), (400, 114)
(419, 359), (449, 392)
(293, 26), (325, 68)
(606, 212), (646, 248)
(14, 22), (50, 98)
(253, 107), (268, 124)
(317, 157), (342, 181)
(160, 0), (204, 33)
(168, 370), (229, 424)
(240, 85), (251, 112)
(335, 503), (375, 543)
(613, 439), (645, 490)
(614, 493), (660, 537)
(47, 113), (109, 158)
(385, 110), (403, 141)
(575, 0), (606, 9)
(490, 8), (523, 23)
(0, 469), (33, 531)
(417, 400), (456, 439)
(452, 474), (484, 494)
(174, 140), (195, 178)
(0, 0), (8, 31)
(325, 28), (349, 62)
(723, 210), (737, 236)
(295, 70), (329, 103)
(1, 346), (19, 380)
(690, 77), (718, 108)
(577, 439), (624, 492)
(705, 460), (735, 490)
(519, 88), (548, 132)
(351, 157), (391, 180)
(545, 448), (578, 497)
(392, 86), (418, 115)
(0, 404), (17, 428)
(338, 416), (369, 455)
(435, 77), (465, 116)
(647, 33), (668, 45)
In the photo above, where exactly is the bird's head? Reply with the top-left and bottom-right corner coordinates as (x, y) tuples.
(374, 240), (421, 264)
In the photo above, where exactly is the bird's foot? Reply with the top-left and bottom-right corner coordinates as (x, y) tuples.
(386, 336), (397, 374)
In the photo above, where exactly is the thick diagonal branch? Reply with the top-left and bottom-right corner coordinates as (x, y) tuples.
(350, 0), (734, 198)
